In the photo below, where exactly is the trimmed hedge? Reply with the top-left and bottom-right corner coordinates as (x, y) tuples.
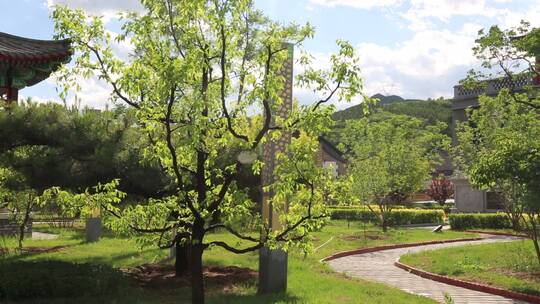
(330, 208), (444, 226)
(449, 213), (511, 230)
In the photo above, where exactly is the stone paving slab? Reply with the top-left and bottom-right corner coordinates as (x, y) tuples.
(328, 235), (529, 304)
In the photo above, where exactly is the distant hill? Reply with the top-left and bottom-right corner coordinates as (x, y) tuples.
(326, 94), (452, 145)
(371, 93), (405, 105)
(332, 94), (451, 125)
(332, 94), (425, 121)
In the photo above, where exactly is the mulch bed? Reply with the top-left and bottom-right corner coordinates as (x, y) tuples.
(19, 246), (67, 254)
(341, 231), (388, 241)
(0, 246), (68, 256)
(493, 267), (540, 282)
(122, 264), (257, 292)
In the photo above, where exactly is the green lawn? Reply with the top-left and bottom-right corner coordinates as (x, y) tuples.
(0, 220), (478, 303)
(400, 240), (540, 296)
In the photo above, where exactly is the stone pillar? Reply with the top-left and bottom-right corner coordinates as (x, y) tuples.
(452, 177), (486, 213)
(85, 218), (102, 242)
(85, 209), (102, 242)
(258, 43), (293, 294)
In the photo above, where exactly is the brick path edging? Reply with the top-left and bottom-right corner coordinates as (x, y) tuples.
(466, 230), (529, 238)
(320, 237), (483, 262)
(394, 260), (540, 304)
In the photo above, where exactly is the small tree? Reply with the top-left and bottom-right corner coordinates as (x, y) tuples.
(52, 1), (367, 302)
(343, 112), (448, 231)
(0, 168), (56, 250)
(426, 175), (454, 206)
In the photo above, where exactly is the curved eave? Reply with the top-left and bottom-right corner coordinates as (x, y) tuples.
(0, 52), (72, 67)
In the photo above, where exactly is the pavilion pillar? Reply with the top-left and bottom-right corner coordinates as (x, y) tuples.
(258, 43), (293, 294)
(3, 69), (18, 103)
(5, 87), (18, 102)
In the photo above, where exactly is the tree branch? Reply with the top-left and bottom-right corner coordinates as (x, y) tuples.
(205, 240), (263, 254)
(219, 23), (249, 142)
(204, 223), (259, 242)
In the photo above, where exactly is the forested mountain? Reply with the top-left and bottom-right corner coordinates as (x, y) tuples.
(327, 94), (453, 145)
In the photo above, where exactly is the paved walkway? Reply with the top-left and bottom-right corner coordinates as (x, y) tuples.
(328, 235), (528, 304)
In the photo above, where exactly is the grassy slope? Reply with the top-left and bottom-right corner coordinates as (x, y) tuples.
(1, 221), (478, 303)
(400, 240), (540, 296)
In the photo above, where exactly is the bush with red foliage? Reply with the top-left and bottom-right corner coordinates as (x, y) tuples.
(426, 176), (454, 206)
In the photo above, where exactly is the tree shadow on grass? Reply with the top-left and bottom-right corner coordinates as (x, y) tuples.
(208, 292), (300, 304)
(0, 260), (136, 302)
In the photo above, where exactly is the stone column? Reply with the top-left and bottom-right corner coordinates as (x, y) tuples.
(85, 208), (102, 242)
(258, 43), (293, 294)
(452, 177), (486, 213)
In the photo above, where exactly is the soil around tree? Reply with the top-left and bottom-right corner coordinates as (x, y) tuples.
(341, 231), (389, 241)
(122, 263), (258, 292)
(19, 245), (68, 254)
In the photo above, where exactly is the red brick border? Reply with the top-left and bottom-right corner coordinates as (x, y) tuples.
(320, 237), (483, 262)
(395, 260), (540, 304)
(466, 230), (528, 238)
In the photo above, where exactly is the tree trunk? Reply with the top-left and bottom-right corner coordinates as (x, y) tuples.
(18, 224), (25, 250)
(532, 237), (540, 265)
(381, 214), (388, 232)
(175, 242), (190, 277)
(18, 196), (32, 250)
(190, 243), (205, 304)
(529, 215), (540, 265)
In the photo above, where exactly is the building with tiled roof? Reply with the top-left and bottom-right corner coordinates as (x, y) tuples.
(0, 32), (71, 101)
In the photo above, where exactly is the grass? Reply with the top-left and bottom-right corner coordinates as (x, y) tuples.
(0, 220), (479, 303)
(400, 240), (540, 296)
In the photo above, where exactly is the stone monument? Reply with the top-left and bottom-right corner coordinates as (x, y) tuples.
(258, 43), (294, 294)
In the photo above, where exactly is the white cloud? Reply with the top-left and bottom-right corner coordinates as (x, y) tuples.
(45, 0), (143, 21)
(400, 0), (507, 31)
(408, 0), (501, 22)
(499, 1), (540, 28)
(292, 23), (481, 105)
(353, 23), (483, 98)
(308, 0), (402, 9)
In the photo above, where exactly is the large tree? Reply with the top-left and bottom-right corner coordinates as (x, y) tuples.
(342, 112), (448, 231)
(454, 90), (540, 263)
(0, 100), (170, 198)
(52, 1), (366, 302)
(454, 21), (540, 264)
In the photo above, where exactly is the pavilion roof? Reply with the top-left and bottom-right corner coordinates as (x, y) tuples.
(0, 32), (71, 65)
(0, 32), (71, 90)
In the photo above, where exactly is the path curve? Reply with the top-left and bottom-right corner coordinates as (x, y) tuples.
(327, 235), (528, 304)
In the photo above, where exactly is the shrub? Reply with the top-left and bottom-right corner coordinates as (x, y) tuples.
(449, 213), (512, 230)
(0, 260), (130, 301)
(330, 208), (444, 226)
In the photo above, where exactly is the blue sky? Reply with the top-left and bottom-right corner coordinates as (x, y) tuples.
(2, 0), (540, 109)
